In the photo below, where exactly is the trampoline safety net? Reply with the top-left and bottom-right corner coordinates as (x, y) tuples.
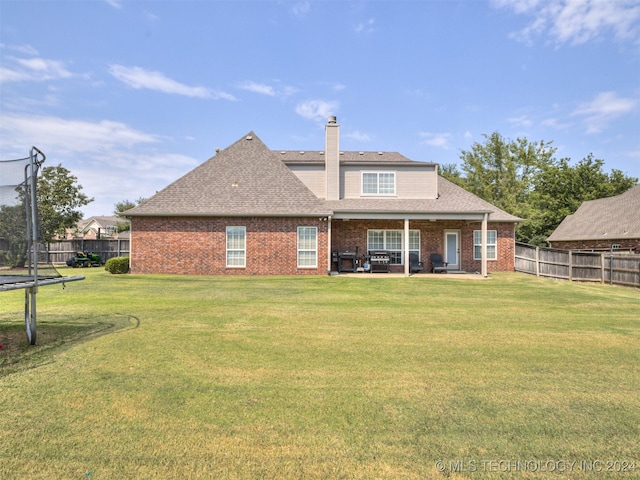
(0, 147), (62, 284)
(1, 147), (84, 346)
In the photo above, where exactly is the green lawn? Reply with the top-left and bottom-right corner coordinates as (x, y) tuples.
(1, 268), (639, 479)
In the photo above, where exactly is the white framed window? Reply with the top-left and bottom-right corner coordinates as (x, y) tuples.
(297, 226), (317, 268)
(367, 229), (420, 265)
(362, 172), (396, 195)
(226, 226), (246, 267)
(474, 230), (497, 260)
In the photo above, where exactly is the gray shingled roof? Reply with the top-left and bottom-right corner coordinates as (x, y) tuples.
(326, 177), (521, 221)
(126, 133), (331, 217)
(126, 132), (521, 222)
(280, 150), (431, 166)
(547, 184), (640, 241)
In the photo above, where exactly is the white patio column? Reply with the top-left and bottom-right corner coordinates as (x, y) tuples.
(404, 217), (410, 276)
(481, 212), (488, 278)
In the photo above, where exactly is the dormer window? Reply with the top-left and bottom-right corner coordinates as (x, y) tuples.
(362, 172), (396, 196)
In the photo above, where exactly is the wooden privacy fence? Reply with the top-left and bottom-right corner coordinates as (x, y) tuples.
(515, 242), (640, 288)
(44, 239), (130, 265)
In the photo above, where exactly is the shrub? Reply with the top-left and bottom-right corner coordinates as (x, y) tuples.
(105, 256), (129, 274)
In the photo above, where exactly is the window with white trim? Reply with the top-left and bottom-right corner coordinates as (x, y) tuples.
(362, 172), (396, 195)
(473, 230), (497, 260)
(367, 229), (420, 265)
(297, 226), (317, 268)
(226, 226), (246, 267)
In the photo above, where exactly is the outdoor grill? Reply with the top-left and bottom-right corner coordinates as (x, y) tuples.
(368, 250), (390, 273)
(336, 248), (358, 273)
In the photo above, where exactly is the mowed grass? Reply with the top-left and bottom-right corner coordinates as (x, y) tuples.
(0, 268), (639, 479)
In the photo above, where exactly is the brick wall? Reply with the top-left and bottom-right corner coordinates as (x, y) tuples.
(131, 216), (516, 275)
(331, 219), (515, 273)
(549, 239), (639, 252)
(130, 216), (329, 275)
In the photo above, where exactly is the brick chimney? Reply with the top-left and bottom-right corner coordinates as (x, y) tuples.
(325, 116), (340, 200)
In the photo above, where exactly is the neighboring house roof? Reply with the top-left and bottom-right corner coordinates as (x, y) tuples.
(126, 131), (520, 222)
(126, 133), (332, 217)
(78, 216), (120, 232)
(547, 185), (640, 242)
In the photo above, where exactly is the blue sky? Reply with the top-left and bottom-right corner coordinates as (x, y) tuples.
(1, 0), (639, 218)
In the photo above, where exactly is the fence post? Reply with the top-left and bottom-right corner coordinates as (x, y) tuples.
(600, 253), (605, 284)
(535, 246), (540, 277)
(569, 251), (573, 282)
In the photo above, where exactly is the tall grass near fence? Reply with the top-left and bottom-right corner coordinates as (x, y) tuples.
(1, 269), (639, 479)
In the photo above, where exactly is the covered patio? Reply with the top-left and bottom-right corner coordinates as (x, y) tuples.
(327, 211), (496, 278)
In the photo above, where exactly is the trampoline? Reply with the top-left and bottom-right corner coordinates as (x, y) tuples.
(1, 147), (84, 344)
(0, 274), (83, 291)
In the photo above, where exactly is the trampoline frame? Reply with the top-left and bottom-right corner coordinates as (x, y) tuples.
(1, 147), (85, 344)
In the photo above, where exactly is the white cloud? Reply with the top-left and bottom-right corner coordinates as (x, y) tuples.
(355, 18), (375, 34)
(345, 131), (372, 142)
(541, 117), (572, 130)
(0, 113), (161, 155)
(5, 44), (39, 56)
(572, 91), (637, 134)
(104, 0), (123, 9)
(280, 85), (300, 97)
(237, 81), (276, 96)
(0, 113), (199, 217)
(109, 64), (236, 100)
(493, 0), (640, 45)
(419, 132), (453, 149)
(507, 114), (533, 127)
(295, 99), (339, 123)
(0, 56), (73, 84)
(236, 80), (299, 98)
(291, 1), (311, 17)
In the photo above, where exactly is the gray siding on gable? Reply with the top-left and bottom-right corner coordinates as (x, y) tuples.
(397, 165), (438, 199)
(288, 164), (326, 199)
(289, 163), (438, 200)
(341, 165), (438, 199)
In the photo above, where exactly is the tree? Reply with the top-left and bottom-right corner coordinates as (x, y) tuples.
(0, 204), (28, 267)
(36, 165), (93, 242)
(113, 197), (146, 233)
(443, 133), (637, 245)
(455, 132), (556, 219)
(525, 155), (637, 244)
(438, 163), (465, 187)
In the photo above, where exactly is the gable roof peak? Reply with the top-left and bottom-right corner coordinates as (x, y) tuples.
(125, 130), (331, 217)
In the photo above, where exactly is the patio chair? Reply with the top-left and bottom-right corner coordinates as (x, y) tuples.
(430, 253), (448, 273)
(409, 253), (425, 273)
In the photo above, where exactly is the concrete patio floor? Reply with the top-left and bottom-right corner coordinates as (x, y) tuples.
(332, 271), (488, 279)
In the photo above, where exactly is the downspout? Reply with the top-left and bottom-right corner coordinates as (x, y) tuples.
(481, 212), (488, 278)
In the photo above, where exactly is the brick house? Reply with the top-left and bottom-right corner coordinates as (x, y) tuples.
(547, 184), (640, 253)
(126, 117), (520, 276)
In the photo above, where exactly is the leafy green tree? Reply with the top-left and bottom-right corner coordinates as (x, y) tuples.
(0, 165), (92, 264)
(0, 204), (28, 267)
(442, 133), (637, 245)
(525, 155), (637, 245)
(37, 165), (93, 242)
(113, 197), (146, 232)
(456, 132), (556, 219)
(438, 163), (465, 187)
